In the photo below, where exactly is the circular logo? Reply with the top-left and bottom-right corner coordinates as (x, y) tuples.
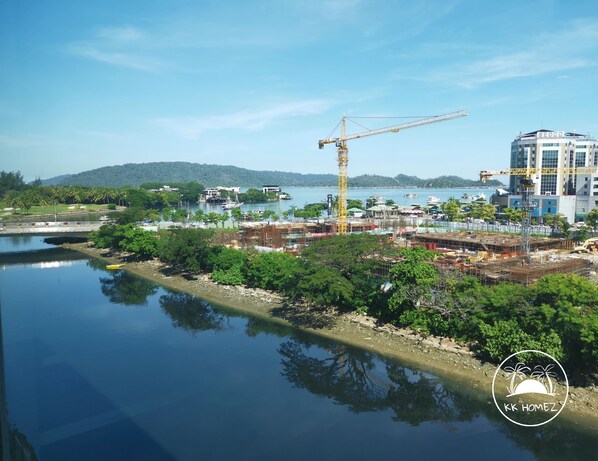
(492, 349), (569, 427)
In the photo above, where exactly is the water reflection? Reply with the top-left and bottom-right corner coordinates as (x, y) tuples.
(99, 271), (158, 306)
(276, 336), (596, 460)
(279, 340), (390, 412)
(159, 292), (229, 334)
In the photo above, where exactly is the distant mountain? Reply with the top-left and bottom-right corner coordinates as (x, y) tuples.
(53, 162), (503, 188)
(41, 174), (73, 185)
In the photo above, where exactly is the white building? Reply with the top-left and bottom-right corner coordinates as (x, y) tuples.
(510, 130), (598, 220)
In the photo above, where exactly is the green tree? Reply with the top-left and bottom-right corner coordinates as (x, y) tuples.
(230, 207), (243, 224)
(387, 246), (438, 316)
(441, 197), (463, 221)
(299, 234), (397, 311)
(244, 252), (299, 292)
(586, 209), (598, 231)
(503, 207), (524, 223)
(211, 248), (248, 285)
(89, 224), (122, 248)
(117, 224), (159, 259)
(347, 199), (364, 209)
(0, 171), (25, 197)
(158, 228), (216, 273)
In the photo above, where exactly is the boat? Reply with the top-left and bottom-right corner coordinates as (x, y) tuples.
(426, 196), (440, 205)
(279, 193), (292, 200)
(222, 196), (243, 210)
(106, 264), (125, 270)
(404, 193), (419, 198)
(461, 193), (470, 200)
(472, 193), (487, 201)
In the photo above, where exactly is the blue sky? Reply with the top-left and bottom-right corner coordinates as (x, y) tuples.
(1, 0), (597, 182)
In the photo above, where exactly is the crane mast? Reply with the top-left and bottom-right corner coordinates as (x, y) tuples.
(319, 110), (467, 234)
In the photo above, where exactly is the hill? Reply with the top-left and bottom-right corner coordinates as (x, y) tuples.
(51, 162), (503, 188)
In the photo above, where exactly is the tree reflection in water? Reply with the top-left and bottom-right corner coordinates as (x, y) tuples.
(279, 339), (476, 423)
(279, 340), (391, 412)
(159, 292), (229, 335)
(99, 271), (158, 306)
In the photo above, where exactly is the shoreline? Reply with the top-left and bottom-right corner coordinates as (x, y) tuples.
(63, 242), (598, 429)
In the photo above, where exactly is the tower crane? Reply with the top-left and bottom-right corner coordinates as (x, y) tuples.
(318, 110), (467, 234)
(480, 166), (598, 263)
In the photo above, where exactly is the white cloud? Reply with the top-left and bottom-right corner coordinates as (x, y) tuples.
(97, 25), (145, 43)
(66, 41), (165, 72)
(457, 52), (589, 88)
(401, 18), (598, 88)
(155, 99), (336, 139)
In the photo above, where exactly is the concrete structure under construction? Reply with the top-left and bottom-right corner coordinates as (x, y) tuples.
(510, 129), (598, 219)
(413, 231), (569, 258)
(237, 221), (376, 251)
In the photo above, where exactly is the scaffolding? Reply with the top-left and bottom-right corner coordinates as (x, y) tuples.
(237, 221), (376, 251)
(413, 231), (568, 258)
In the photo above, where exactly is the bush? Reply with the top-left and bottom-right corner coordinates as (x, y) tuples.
(158, 228), (216, 273)
(210, 248), (248, 286)
(244, 252), (299, 292)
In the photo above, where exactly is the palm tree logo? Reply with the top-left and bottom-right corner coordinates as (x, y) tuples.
(504, 361), (557, 397)
(492, 349), (569, 427)
(504, 362), (530, 395)
(531, 364), (558, 395)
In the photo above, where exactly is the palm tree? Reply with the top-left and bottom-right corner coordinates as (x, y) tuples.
(531, 364), (558, 395)
(504, 362), (530, 395)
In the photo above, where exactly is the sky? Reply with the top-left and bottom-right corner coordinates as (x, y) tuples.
(1, 0), (598, 182)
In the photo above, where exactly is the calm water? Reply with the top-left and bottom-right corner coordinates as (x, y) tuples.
(199, 186), (495, 214)
(0, 237), (596, 460)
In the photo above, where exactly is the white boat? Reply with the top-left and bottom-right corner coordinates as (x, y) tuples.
(404, 193), (419, 198)
(472, 193), (487, 201)
(222, 197), (243, 210)
(426, 196), (440, 205)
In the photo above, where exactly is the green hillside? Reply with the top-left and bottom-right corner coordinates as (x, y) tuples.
(51, 161), (503, 188)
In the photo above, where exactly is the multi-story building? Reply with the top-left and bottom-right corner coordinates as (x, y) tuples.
(509, 129), (598, 221)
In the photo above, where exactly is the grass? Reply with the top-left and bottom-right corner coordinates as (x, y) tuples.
(1, 203), (112, 219)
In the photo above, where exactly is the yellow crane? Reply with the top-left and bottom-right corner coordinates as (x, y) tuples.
(318, 110), (467, 234)
(480, 166), (598, 262)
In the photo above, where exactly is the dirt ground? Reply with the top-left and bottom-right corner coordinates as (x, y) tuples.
(63, 242), (598, 430)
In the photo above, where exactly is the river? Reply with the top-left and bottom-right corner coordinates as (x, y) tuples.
(0, 236), (596, 460)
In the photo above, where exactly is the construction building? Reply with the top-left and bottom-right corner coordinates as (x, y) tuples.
(509, 129), (598, 220)
(237, 221), (375, 251)
(413, 231), (569, 258)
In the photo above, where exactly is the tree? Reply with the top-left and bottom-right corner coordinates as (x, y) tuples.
(467, 202), (496, 221)
(158, 228), (216, 273)
(117, 224), (159, 259)
(210, 247), (247, 285)
(387, 246), (438, 316)
(586, 209), (598, 231)
(503, 207), (523, 223)
(441, 197), (463, 222)
(244, 252), (299, 292)
(299, 234), (397, 310)
(0, 171), (25, 197)
(347, 199), (363, 209)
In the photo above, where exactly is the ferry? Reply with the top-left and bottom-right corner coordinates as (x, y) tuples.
(426, 196), (440, 205)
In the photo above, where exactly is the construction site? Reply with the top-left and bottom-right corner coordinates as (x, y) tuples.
(210, 113), (598, 285)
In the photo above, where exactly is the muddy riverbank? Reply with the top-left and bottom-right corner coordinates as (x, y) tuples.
(62, 241), (598, 430)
